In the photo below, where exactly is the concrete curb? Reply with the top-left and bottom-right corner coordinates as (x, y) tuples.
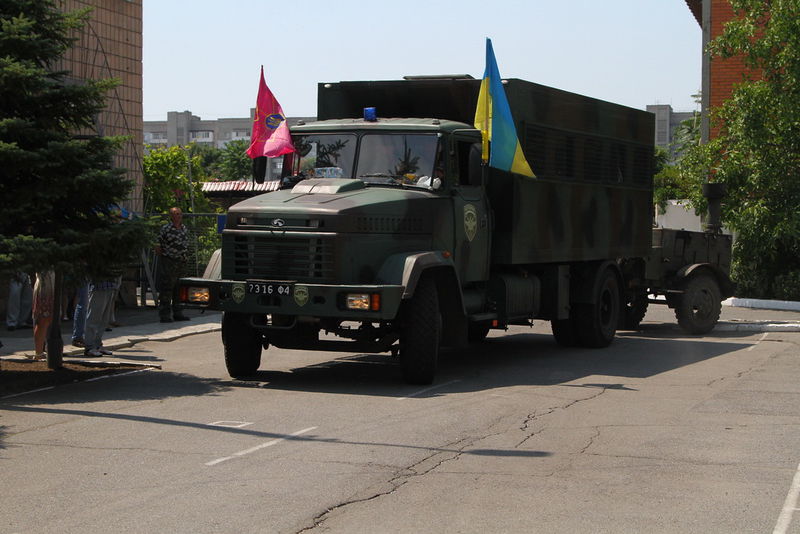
(1, 322), (221, 361)
(723, 297), (800, 312)
(716, 321), (800, 332)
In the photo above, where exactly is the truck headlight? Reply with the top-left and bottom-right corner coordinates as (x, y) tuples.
(345, 293), (380, 311)
(186, 286), (210, 304)
(346, 293), (370, 310)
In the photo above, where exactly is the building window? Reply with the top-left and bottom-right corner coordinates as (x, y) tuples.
(190, 130), (214, 142)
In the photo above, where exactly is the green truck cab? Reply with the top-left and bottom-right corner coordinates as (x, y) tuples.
(179, 77), (733, 384)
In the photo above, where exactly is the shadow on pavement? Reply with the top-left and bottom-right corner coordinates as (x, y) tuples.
(224, 328), (751, 398)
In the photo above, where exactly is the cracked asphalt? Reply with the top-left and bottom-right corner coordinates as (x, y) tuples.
(2, 303), (800, 533)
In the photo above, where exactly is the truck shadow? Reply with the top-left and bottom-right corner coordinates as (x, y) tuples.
(239, 327), (752, 397)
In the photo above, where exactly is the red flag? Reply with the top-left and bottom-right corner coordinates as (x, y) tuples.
(246, 66), (295, 159)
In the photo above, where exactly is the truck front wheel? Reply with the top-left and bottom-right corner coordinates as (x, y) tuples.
(675, 273), (721, 335)
(222, 312), (263, 378)
(399, 275), (441, 384)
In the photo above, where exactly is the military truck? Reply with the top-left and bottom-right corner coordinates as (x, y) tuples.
(178, 76), (733, 384)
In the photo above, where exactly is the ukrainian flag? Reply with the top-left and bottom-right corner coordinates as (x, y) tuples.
(474, 38), (535, 177)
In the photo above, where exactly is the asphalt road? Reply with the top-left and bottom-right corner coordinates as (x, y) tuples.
(2, 305), (800, 534)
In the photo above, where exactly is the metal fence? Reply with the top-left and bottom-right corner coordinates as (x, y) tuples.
(137, 213), (224, 306)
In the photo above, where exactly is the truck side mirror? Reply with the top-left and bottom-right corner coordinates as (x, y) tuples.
(252, 156), (267, 184)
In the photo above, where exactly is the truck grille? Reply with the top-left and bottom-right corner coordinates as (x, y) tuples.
(225, 234), (335, 282)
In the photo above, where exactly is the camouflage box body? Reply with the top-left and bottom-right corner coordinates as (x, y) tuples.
(319, 78), (654, 265)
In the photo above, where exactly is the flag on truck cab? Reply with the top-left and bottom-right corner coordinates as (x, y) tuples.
(473, 39), (535, 177)
(246, 66), (295, 159)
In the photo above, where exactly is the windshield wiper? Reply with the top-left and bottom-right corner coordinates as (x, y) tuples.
(358, 173), (402, 185)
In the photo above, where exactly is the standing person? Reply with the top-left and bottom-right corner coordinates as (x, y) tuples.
(71, 281), (88, 347)
(6, 271), (33, 331)
(82, 277), (118, 357)
(156, 207), (190, 323)
(31, 270), (54, 361)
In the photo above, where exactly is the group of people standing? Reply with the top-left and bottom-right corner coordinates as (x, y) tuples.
(4, 206), (191, 360)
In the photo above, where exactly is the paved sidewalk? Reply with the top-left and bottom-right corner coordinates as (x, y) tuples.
(0, 307), (221, 361)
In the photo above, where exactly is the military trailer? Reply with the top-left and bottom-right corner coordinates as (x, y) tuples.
(178, 76), (733, 384)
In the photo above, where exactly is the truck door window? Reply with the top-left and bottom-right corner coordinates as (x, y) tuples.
(357, 134), (439, 185)
(289, 134), (357, 178)
(456, 141), (482, 186)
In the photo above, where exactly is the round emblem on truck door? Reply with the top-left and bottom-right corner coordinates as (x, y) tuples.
(231, 283), (246, 304)
(463, 204), (478, 242)
(294, 285), (309, 307)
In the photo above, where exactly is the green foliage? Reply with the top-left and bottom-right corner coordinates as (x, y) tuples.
(653, 145), (704, 213)
(0, 0), (149, 279)
(680, 0), (800, 300)
(217, 139), (251, 181)
(142, 144), (213, 215)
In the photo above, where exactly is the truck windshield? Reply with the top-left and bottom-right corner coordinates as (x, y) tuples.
(288, 132), (441, 187)
(357, 134), (439, 185)
(291, 133), (357, 178)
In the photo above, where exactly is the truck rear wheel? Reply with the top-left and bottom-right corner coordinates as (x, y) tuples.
(575, 267), (620, 348)
(400, 275), (441, 384)
(551, 315), (580, 347)
(675, 273), (721, 335)
(222, 312), (263, 378)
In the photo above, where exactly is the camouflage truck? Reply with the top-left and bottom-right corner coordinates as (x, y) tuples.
(178, 76), (733, 384)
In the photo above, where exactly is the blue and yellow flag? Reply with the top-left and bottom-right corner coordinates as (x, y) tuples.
(473, 38), (535, 177)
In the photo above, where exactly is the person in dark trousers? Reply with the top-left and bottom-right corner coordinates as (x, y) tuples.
(156, 207), (190, 323)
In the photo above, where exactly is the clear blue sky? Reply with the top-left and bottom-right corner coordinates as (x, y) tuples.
(143, 0), (701, 121)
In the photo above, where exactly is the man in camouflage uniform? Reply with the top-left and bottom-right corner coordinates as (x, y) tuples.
(156, 207), (190, 323)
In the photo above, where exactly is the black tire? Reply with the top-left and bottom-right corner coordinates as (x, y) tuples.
(575, 267), (621, 348)
(675, 273), (721, 335)
(621, 288), (649, 330)
(222, 312), (263, 378)
(399, 275), (441, 384)
(551, 315), (580, 347)
(467, 322), (491, 343)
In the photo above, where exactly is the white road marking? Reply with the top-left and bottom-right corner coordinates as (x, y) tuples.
(396, 380), (461, 400)
(208, 421), (253, 428)
(205, 426), (317, 466)
(85, 368), (154, 381)
(747, 332), (769, 351)
(773, 461), (800, 534)
(1, 386), (55, 400)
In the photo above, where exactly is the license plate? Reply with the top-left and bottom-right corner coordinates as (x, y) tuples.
(246, 281), (293, 296)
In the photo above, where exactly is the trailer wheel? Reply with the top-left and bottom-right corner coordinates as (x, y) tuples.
(575, 267), (621, 348)
(622, 289), (648, 330)
(675, 273), (721, 335)
(551, 315), (580, 347)
(400, 275), (441, 384)
(222, 312), (263, 378)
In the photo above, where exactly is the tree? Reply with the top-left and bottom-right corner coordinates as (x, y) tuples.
(0, 1), (149, 365)
(217, 139), (251, 181)
(143, 144), (211, 215)
(680, 0), (800, 300)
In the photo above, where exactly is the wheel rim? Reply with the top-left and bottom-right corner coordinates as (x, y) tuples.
(692, 289), (714, 320)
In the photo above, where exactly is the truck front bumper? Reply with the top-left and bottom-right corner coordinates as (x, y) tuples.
(177, 277), (405, 321)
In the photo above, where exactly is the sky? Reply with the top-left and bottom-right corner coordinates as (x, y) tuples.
(142, 0), (702, 121)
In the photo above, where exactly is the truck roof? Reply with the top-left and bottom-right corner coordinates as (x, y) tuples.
(291, 117), (474, 134)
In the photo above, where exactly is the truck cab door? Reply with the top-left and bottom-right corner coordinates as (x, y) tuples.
(451, 136), (491, 284)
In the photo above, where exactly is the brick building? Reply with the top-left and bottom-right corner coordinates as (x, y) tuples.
(54, 0), (144, 212)
(685, 0), (759, 141)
